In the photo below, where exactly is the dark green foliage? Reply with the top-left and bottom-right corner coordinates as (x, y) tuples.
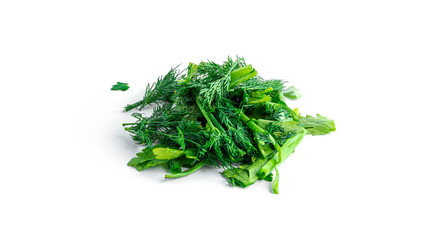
(121, 56), (335, 194)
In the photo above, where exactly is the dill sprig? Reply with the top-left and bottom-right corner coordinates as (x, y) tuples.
(124, 67), (182, 111)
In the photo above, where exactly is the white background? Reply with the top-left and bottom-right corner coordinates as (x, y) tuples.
(1, 0), (426, 239)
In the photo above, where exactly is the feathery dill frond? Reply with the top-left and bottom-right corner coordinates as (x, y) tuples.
(235, 77), (285, 92)
(197, 57), (246, 106)
(228, 123), (258, 155)
(124, 67), (182, 111)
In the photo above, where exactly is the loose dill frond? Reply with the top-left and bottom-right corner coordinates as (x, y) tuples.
(124, 67), (182, 111)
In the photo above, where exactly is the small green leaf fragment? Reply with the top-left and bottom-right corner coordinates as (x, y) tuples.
(169, 160), (182, 174)
(184, 149), (197, 159)
(263, 173), (273, 182)
(283, 86), (301, 99)
(111, 82), (129, 91)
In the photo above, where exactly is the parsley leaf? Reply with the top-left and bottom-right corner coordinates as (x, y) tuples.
(299, 114), (336, 136)
(111, 82), (129, 91)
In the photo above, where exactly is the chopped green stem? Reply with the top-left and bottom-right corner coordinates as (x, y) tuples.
(272, 167), (280, 194)
(230, 65), (258, 88)
(165, 161), (206, 178)
(280, 103), (299, 121)
(240, 112), (264, 133)
(196, 97), (216, 130)
(239, 111), (282, 160)
(278, 93), (300, 122)
(247, 95), (272, 105)
(258, 131), (306, 178)
(260, 87), (273, 94)
(207, 112), (226, 133)
(196, 97), (227, 133)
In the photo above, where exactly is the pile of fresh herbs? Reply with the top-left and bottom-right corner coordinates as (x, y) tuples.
(119, 57), (335, 194)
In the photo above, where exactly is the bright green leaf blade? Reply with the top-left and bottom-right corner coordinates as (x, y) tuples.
(152, 147), (185, 160)
(299, 114), (336, 136)
(231, 65), (252, 81)
(230, 65), (258, 88)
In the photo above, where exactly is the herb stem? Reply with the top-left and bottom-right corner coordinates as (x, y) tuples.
(196, 97), (216, 130)
(247, 95), (272, 105)
(207, 112), (226, 133)
(239, 111), (282, 160)
(278, 93), (300, 122)
(165, 161), (206, 178)
(196, 97), (226, 133)
(272, 167), (280, 194)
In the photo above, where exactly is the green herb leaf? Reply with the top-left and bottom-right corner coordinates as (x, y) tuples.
(111, 82), (129, 91)
(299, 114), (336, 136)
(283, 86), (301, 99)
(128, 147), (170, 171)
(152, 147), (185, 160)
(169, 160), (182, 174)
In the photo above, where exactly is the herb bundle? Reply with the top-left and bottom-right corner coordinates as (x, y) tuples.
(121, 57), (335, 194)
